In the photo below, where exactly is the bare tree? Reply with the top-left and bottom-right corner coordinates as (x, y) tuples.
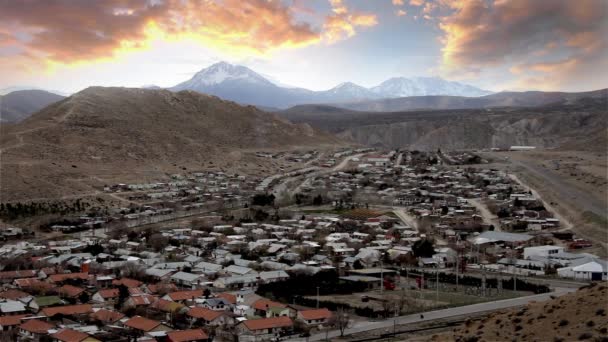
(328, 307), (350, 337)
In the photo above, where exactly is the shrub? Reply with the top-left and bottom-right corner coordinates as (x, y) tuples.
(586, 320), (595, 327)
(596, 308), (605, 316)
(578, 332), (592, 340)
(558, 319), (569, 327)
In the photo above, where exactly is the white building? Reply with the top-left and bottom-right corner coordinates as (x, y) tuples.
(523, 245), (565, 260)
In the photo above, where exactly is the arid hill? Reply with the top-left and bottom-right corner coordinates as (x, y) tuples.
(0, 87), (341, 202)
(0, 89), (65, 123)
(432, 283), (608, 342)
(280, 96), (607, 151)
(334, 88), (607, 112)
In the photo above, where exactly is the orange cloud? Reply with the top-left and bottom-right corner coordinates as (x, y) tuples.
(410, 0), (425, 6)
(438, 0), (608, 90)
(393, 0), (405, 5)
(323, 0), (378, 43)
(0, 0), (323, 67)
(396, 9), (408, 16)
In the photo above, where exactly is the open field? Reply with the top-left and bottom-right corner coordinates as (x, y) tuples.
(480, 150), (608, 257)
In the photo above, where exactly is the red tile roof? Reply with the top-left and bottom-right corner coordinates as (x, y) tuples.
(253, 298), (287, 311)
(0, 314), (28, 326)
(150, 298), (185, 313)
(112, 278), (142, 288)
(298, 308), (333, 320)
(41, 304), (93, 317)
(242, 316), (293, 331)
(147, 282), (178, 294)
(58, 285), (85, 298)
(49, 272), (89, 283)
(97, 288), (119, 299)
(124, 315), (161, 332)
(216, 292), (237, 304)
(14, 278), (54, 291)
(0, 289), (30, 300)
(128, 294), (157, 306)
(51, 328), (89, 342)
(166, 289), (204, 301)
(90, 309), (125, 323)
(167, 329), (209, 342)
(0, 270), (36, 280)
(19, 319), (54, 334)
(187, 307), (223, 321)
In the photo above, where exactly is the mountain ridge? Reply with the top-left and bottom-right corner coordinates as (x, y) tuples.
(169, 61), (492, 108)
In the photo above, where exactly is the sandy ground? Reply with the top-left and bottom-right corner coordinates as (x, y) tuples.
(480, 150), (608, 257)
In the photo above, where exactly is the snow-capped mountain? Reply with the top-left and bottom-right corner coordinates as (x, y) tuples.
(371, 77), (493, 97)
(170, 61), (492, 108)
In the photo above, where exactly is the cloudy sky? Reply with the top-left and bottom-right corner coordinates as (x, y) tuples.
(0, 0), (606, 94)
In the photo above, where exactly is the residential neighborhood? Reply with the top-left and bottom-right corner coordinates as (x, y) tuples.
(0, 149), (605, 341)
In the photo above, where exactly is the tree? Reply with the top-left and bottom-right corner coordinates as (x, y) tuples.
(412, 239), (435, 258)
(328, 307), (350, 337)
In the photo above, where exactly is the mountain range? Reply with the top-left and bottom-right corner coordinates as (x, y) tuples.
(170, 61), (492, 108)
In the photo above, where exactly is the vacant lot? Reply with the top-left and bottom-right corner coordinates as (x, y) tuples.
(481, 150), (608, 257)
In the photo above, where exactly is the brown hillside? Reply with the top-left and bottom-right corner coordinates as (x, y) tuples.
(0, 87), (341, 202)
(431, 283), (608, 342)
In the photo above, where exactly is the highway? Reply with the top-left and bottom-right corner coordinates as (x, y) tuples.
(290, 287), (577, 341)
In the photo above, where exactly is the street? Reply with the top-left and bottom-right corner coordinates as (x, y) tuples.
(290, 287), (577, 341)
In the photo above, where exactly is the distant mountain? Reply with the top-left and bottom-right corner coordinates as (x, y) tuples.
(334, 88), (608, 112)
(170, 62), (492, 108)
(370, 77), (492, 97)
(278, 94), (607, 151)
(0, 87), (341, 201)
(0, 90), (65, 123)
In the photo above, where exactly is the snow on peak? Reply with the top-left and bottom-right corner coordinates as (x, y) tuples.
(190, 62), (272, 86)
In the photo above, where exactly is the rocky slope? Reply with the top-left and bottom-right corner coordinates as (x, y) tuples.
(0, 87), (340, 201)
(335, 88), (607, 112)
(280, 97), (607, 151)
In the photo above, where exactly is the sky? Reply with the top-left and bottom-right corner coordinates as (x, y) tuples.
(0, 0), (606, 94)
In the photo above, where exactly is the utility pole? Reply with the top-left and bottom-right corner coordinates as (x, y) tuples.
(435, 269), (439, 304)
(380, 258), (384, 296)
(455, 254), (459, 292)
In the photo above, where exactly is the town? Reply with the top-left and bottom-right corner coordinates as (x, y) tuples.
(0, 149), (605, 341)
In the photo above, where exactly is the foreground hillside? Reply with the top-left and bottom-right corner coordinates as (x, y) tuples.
(431, 283), (608, 342)
(0, 89), (65, 123)
(0, 87), (340, 201)
(281, 96), (607, 151)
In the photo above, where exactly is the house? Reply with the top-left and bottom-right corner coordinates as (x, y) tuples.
(236, 316), (293, 342)
(297, 308), (333, 326)
(197, 297), (230, 311)
(123, 315), (172, 336)
(187, 307), (233, 326)
(523, 245), (565, 259)
(0, 314), (27, 331)
(19, 319), (55, 340)
(557, 259), (608, 281)
(163, 289), (204, 304)
(252, 299), (288, 317)
(167, 329), (209, 342)
(89, 308), (125, 324)
(170, 272), (203, 288)
(91, 288), (119, 305)
(0, 299), (27, 315)
(29, 296), (63, 312)
(41, 304), (93, 319)
(51, 328), (101, 342)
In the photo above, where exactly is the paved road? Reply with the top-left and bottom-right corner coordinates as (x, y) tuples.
(291, 287), (576, 341)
